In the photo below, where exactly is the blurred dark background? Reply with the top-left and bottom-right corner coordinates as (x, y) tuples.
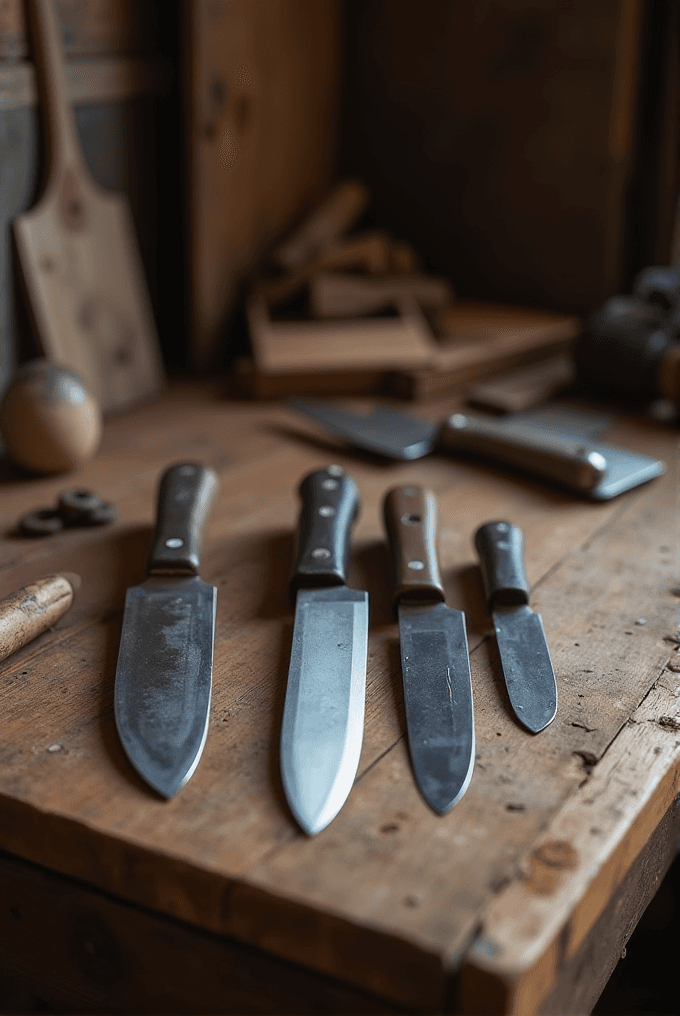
(1, 0), (678, 385)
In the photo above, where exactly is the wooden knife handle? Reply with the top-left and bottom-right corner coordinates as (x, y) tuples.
(383, 486), (445, 605)
(290, 466), (360, 597)
(475, 521), (529, 607)
(148, 463), (219, 576)
(0, 574), (77, 663)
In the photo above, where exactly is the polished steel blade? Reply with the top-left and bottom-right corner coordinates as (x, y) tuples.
(492, 604), (557, 733)
(281, 585), (369, 835)
(114, 575), (217, 797)
(398, 601), (475, 813)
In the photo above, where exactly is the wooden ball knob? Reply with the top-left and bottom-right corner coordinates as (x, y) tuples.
(0, 359), (102, 474)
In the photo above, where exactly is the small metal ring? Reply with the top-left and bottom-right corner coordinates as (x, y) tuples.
(18, 508), (64, 537)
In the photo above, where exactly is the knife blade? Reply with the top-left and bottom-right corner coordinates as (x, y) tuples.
(475, 521), (557, 733)
(290, 398), (665, 499)
(114, 462), (219, 797)
(384, 485), (474, 813)
(281, 465), (369, 835)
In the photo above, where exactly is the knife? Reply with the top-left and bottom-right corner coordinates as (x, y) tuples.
(290, 399), (665, 499)
(114, 462), (219, 797)
(475, 521), (557, 733)
(384, 485), (474, 813)
(281, 465), (369, 835)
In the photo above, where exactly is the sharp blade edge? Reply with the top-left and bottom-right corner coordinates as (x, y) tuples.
(281, 586), (369, 834)
(114, 576), (217, 797)
(398, 601), (475, 813)
(493, 604), (557, 733)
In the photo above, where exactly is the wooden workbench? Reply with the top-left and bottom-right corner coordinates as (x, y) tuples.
(0, 382), (676, 1014)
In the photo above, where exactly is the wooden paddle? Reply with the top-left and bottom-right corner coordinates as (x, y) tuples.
(12, 0), (164, 416)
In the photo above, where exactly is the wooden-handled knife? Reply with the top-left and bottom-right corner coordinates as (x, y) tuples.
(475, 521), (557, 733)
(384, 485), (475, 813)
(114, 463), (219, 797)
(280, 466), (369, 835)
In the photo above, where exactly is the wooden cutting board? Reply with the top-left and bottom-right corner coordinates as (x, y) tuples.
(12, 0), (164, 416)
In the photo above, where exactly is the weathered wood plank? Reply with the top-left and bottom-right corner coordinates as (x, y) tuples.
(0, 1), (159, 60)
(0, 849), (403, 1014)
(0, 385), (673, 1011)
(459, 666), (680, 1015)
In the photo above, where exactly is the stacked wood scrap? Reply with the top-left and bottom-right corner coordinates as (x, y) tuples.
(241, 178), (581, 400)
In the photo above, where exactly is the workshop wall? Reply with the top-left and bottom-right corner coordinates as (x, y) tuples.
(342, 0), (678, 314)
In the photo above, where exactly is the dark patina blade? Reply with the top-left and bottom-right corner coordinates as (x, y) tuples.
(398, 600), (475, 814)
(114, 575), (217, 798)
(492, 604), (557, 733)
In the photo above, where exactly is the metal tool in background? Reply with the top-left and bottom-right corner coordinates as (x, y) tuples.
(384, 485), (474, 813)
(18, 488), (118, 536)
(114, 462), (219, 798)
(290, 399), (665, 499)
(281, 466), (369, 835)
(475, 521), (557, 733)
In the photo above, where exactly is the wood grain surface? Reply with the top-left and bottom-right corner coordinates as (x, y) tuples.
(184, 0), (341, 370)
(0, 382), (675, 1013)
(12, 0), (164, 416)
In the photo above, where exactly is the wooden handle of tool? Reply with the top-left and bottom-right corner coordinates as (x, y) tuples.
(28, 0), (85, 180)
(474, 521), (529, 607)
(0, 574), (78, 663)
(383, 486), (445, 605)
(290, 466), (360, 598)
(148, 463), (219, 576)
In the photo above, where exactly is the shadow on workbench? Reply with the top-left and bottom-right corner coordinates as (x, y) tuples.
(0, 853), (678, 1014)
(593, 850), (680, 1016)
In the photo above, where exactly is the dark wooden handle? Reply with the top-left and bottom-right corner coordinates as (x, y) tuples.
(290, 466), (359, 597)
(475, 521), (529, 607)
(148, 463), (219, 576)
(383, 486), (445, 604)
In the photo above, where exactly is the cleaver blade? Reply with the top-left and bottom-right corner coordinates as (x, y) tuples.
(114, 462), (219, 797)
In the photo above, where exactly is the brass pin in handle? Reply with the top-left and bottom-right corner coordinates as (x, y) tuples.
(383, 486), (445, 604)
(0, 573), (80, 663)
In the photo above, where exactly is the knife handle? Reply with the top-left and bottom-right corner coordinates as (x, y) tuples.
(438, 413), (607, 492)
(383, 486), (445, 605)
(290, 466), (360, 596)
(148, 463), (219, 576)
(475, 521), (529, 607)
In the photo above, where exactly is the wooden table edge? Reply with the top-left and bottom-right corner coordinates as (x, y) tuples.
(457, 663), (680, 1015)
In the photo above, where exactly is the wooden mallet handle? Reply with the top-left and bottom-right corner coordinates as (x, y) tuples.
(0, 574), (79, 663)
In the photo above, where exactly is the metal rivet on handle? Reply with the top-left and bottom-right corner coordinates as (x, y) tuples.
(322, 479), (338, 490)
(312, 548), (331, 559)
(408, 560), (425, 570)
(327, 465), (344, 476)
(319, 506), (335, 517)
(166, 538), (184, 549)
